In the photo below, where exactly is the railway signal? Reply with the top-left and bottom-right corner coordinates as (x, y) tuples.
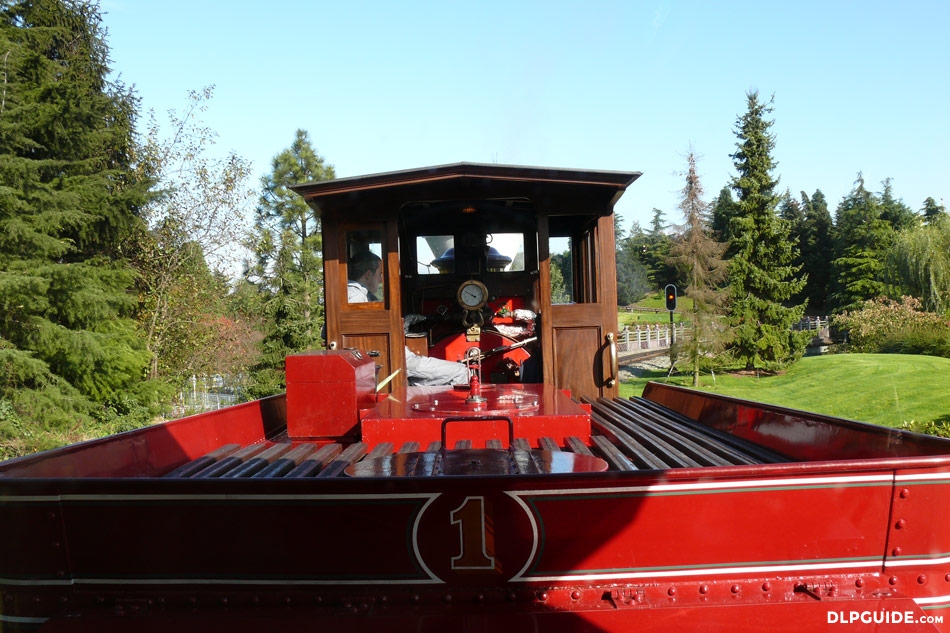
(665, 284), (677, 311)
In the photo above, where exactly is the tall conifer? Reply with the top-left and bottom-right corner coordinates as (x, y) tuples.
(726, 92), (808, 370)
(799, 190), (834, 313)
(245, 130), (334, 396)
(668, 152), (729, 385)
(0, 0), (150, 452)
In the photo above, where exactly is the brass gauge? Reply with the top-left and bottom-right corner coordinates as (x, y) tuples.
(457, 279), (489, 311)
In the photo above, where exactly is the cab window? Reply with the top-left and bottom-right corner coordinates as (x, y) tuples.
(345, 229), (384, 305)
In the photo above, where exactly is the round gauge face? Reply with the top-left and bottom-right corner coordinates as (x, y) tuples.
(457, 280), (488, 310)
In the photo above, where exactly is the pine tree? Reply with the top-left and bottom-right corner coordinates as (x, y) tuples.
(830, 175), (895, 312)
(879, 179), (917, 232)
(245, 130), (334, 396)
(615, 217), (651, 305)
(0, 0), (152, 453)
(638, 208), (676, 289)
(668, 152), (730, 385)
(921, 197), (947, 226)
(709, 186), (739, 245)
(726, 92), (808, 370)
(799, 190), (834, 313)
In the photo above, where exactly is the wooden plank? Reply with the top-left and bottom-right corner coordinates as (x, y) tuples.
(609, 398), (751, 466)
(398, 441), (420, 453)
(411, 451), (439, 477)
(485, 439), (504, 449)
(453, 439), (472, 449)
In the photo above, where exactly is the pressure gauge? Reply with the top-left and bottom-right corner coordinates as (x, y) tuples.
(457, 280), (489, 310)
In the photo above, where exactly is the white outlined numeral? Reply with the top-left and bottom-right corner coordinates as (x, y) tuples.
(450, 496), (495, 570)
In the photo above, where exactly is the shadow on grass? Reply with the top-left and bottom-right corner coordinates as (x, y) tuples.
(906, 414), (950, 439)
(930, 414), (950, 438)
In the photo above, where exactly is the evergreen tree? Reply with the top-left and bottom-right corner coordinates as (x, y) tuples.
(780, 190), (806, 301)
(245, 130), (334, 396)
(879, 179), (917, 232)
(668, 152), (730, 385)
(830, 174), (895, 311)
(709, 185), (739, 245)
(615, 215), (651, 305)
(799, 190), (834, 313)
(615, 240), (651, 306)
(921, 197), (947, 226)
(638, 208), (676, 288)
(550, 250), (572, 303)
(725, 92), (808, 370)
(0, 0), (152, 454)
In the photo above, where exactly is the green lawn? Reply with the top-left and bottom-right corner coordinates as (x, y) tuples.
(619, 353), (950, 430)
(619, 291), (691, 326)
(618, 310), (685, 326)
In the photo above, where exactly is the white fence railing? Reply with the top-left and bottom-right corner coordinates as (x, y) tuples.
(166, 374), (241, 418)
(617, 324), (689, 356)
(794, 316), (830, 332)
(615, 317), (832, 359)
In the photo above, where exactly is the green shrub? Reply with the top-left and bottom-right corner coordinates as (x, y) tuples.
(833, 296), (950, 357)
(903, 419), (950, 439)
(879, 326), (950, 357)
(93, 394), (153, 434)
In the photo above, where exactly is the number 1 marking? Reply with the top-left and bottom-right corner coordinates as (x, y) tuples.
(450, 496), (495, 570)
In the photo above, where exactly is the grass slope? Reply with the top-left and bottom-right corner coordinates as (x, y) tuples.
(619, 354), (950, 429)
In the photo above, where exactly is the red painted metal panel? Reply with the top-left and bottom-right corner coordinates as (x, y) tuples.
(3, 469), (948, 630)
(0, 397), (285, 478)
(285, 350), (377, 440)
(361, 384), (590, 448)
(643, 382), (950, 461)
(882, 467), (950, 613)
(430, 330), (531, 365)
(516, 473), (893, 581)
(31, 595), (945, 632)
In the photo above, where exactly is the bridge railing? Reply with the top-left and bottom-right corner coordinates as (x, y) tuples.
(617, 323), (689, 356)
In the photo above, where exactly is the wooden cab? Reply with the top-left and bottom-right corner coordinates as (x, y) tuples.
(292, 163), (640, 400)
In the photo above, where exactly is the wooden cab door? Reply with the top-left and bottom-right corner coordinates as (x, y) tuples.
(540, 213), (620, 401)
(322, 219), (407, 392)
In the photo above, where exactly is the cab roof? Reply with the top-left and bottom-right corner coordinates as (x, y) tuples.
(291, 162), (641, 218)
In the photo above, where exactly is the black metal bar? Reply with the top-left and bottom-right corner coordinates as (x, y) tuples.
(591, 435), (637, 471)
(590, 412), (669, 469)
(588, 400), (700, 468)
(594, 398), (732, 467)
(631, 397), (789, 463)
(162, 444), (241, 478)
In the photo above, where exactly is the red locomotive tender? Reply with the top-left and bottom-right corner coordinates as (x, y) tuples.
(2, 163), (949, 631)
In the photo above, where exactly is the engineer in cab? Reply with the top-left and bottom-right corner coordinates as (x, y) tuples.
(347, 252), (469, 386)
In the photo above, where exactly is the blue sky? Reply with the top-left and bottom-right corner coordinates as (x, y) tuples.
(101, 1), (949, 233)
